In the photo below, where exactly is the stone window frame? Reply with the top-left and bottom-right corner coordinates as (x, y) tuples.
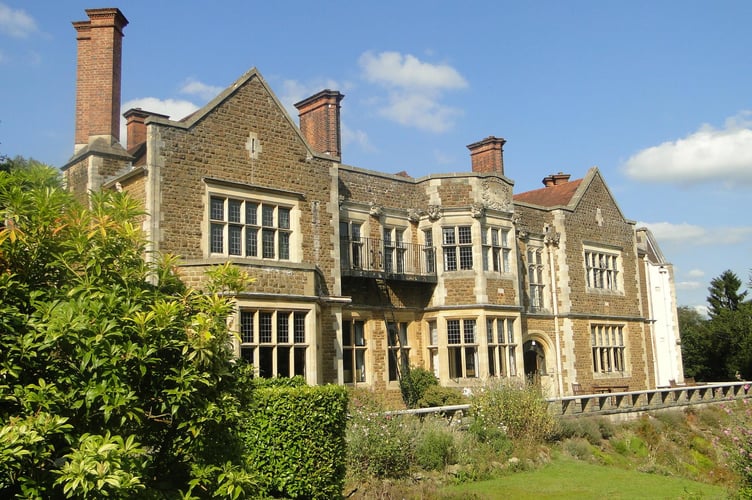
(590, 323), (627, 375)
(486, 317), (517, 377)
(583, 244), (623, 293)
(203, 178), (302, 262)
(442, 225), (473, 272)
(526, 244), (545, 311)
(446, 318), (478, 379)
(238, 308), (310, 380)
(482, 225), (512, 274)
(343, 318), (368, 384)
(386, 321), (410, 383)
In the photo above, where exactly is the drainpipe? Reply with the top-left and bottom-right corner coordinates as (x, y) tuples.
(545, 227), (564, 398)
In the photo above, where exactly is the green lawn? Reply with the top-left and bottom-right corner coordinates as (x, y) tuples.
(441, 457), (729, 499)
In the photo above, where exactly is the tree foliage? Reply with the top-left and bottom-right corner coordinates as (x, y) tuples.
(679, 269), (752, 382)
(0, 162), (258, 497)
(707, 270), (748, 319)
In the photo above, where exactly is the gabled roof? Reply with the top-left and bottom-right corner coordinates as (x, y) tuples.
(138, 67), (330, 162)
(513, 167), (630, 223)
(512, 178), (583, 207)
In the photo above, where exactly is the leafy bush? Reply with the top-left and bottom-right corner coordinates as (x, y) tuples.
(418, 385), (467, 408)
(400, 367), (439, 408)
(0, 165), (257, 497)
(470, 380), (558, 445)
(416, 424), (456, 471)
(242, 385), (348, 499)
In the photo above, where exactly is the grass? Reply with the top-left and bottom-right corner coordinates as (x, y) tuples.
(440, 455), (729, 499)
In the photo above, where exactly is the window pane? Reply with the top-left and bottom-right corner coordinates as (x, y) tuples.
(355, 350), (366, 382)
(442, 227), (455, 245)
(486, 319), (494, 343)
(259, 347), (273, 377)
(277, 312), (289, 343)
(458, 226), (472, 244)
(229, 225), (242, 255)
(294, 312), (306, 343)
(246, 202), (258, 225)
(210, 223), (224, 253)
(228, 199), (241, 223)
(259, 312), (272, 342)
(465, 347), (477, 377)
(279, 232), (290, 260)
(459, 246), (473, 269)
(262, 228), (275, 258)
(464, 320), (476, 344)
(278, 207), (290, 229)
(294, 347), (306, 377)
(447, 320), (461, 344)
(354, 321), (365, 346)
(210, 197), (224, 220)
(246, 229), (258, 257)
(240, 311), (254, 343)
(277, 346), (291, 377)
(262, 205), (274, 227)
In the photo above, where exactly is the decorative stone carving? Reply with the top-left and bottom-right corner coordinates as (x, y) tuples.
(369, 202), (383, 217)
(470, 203), (485, 219)
(407, 208), (425, 223)
(544, 225), (560, 246)
(427, 204), (442, 221)
(512, 214), (522, 226)
(481, 179), (512, 211)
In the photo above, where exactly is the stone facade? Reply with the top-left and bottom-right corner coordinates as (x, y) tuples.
(61, 7), (684, 407)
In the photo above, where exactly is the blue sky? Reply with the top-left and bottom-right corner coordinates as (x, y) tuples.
(1, 1), (751, 312)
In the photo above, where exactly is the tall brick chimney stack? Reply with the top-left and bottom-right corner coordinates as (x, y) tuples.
(294, 90), (344, 159)
(467, 136), (506, 174)
(73, 8), (128, 152)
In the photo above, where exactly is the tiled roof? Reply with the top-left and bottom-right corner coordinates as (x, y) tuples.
(513, 178), (583, 207)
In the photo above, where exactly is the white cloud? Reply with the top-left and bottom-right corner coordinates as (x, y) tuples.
(342, 123), (374, 153)
(687, 269), (705, 278)
(179, 78), (223, 102)
(0, 3), (37, 38)
(378, 91), (462, 133)
(638, 221), (752, 246)
(358, 51), (466, 133)
(623, 111), (752, 185)
(359, 51), (467, 91)
(676, 281), (702, 290)
(119, 97), (199, 146)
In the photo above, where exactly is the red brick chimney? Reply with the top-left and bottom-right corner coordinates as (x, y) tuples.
(294, 90), (344, 159)
(542, 172), (571, 187)
(73, 8), (128, 151)
(467, 136), (506, 174)
(123, 108), (169, 150)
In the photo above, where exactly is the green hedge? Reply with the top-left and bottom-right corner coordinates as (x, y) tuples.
(242, 384), (348, 499)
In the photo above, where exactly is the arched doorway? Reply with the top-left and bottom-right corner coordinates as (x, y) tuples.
(523, 340), (546, 384)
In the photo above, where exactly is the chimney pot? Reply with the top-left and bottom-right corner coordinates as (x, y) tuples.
(542, 172), (571, 187)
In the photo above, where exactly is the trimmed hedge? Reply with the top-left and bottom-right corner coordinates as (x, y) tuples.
(242, 384), (348, 499)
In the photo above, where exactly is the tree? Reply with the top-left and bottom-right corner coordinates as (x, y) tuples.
(707, 270), (748, 318)
(678, 306), (712, 381)
(0, 163), (257, 497)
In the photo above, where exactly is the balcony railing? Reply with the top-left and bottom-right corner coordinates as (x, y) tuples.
(340, 237), (437, 282)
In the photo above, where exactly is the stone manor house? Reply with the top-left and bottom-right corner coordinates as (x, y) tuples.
(62, 8), (684, 404)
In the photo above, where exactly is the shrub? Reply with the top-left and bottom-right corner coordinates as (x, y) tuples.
(470, 380), (558, 445)
(400, 367), (439, 408)
(416, 426), (456, 470)
(242, 384), (348, 499)
(346, 392), (416, 479)
(418, 385), (467, 408)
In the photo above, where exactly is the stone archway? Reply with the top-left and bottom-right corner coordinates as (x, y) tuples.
(523, 339), (547, 384)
